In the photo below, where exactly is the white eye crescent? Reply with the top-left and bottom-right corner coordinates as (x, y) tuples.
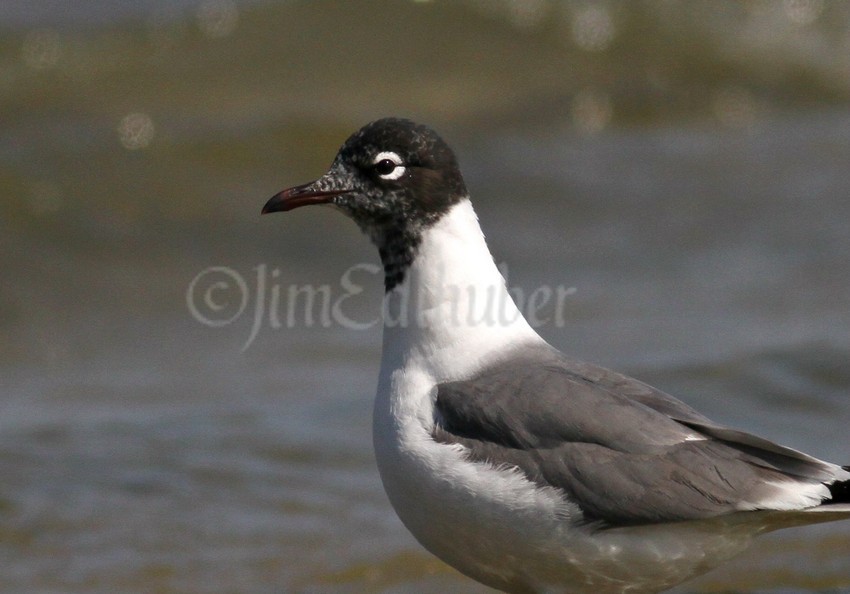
(372, 151), (406, 180)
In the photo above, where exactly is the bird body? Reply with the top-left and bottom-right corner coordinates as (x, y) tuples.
(373, 198), (571, 591)
(263, 118), (850, 593)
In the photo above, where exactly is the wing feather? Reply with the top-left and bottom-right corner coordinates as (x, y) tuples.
(432, 349), (844, 524)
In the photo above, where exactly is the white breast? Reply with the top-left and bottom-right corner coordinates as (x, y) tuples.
(371, 199), (578, 587)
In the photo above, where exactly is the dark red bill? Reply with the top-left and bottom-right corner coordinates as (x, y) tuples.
(261, 182), (351, 214)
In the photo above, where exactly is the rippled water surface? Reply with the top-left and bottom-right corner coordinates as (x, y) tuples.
(2, 2), (850, 592)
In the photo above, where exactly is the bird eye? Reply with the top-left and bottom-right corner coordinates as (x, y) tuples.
(375, 159), (397, 176)
(372, 151), (406, 180)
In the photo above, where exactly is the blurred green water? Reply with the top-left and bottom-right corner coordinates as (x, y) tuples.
(3, 0), (850, 364)
(3, 0), (850, 241)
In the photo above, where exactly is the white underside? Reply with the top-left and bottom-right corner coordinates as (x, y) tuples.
(373, 200), (581, 590)
(369, 199), (849, 593)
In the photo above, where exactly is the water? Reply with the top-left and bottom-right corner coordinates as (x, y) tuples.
(1, 1), (850, 592)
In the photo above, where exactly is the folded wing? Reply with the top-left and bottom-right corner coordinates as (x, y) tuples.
(432, 347), (849, 525)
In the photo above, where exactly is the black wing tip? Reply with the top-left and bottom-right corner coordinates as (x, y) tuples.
(827, 468), (850, 504)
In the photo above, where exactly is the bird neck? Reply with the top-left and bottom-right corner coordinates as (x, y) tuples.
(380, 199), (541, 381)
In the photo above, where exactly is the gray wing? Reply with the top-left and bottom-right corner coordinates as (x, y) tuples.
(432, 348), (843, 525)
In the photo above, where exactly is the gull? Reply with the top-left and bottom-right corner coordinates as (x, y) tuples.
(262, 118), (850, 594)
